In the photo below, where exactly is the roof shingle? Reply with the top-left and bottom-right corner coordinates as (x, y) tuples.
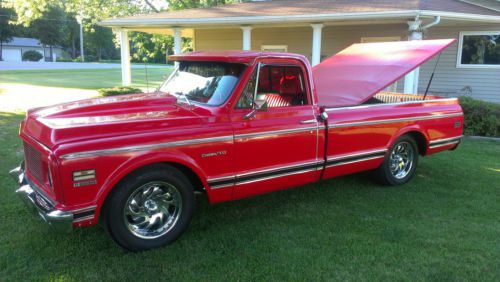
(112, 0), (500, 21)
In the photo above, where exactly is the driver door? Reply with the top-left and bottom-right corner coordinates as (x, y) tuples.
(230, 59), (321, 200)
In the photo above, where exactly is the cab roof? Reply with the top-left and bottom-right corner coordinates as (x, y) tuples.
(169, 50), (308, 64)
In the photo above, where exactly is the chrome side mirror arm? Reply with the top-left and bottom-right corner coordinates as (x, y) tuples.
(243, 99), (268, 120)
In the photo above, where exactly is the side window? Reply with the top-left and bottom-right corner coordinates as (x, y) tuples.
(256, 65), (308, 108)
(236, 67), (257, 109)
(236, 63), (309, 109)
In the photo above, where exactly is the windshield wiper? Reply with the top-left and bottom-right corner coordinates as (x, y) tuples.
(156, 66), (179, 93)
(175, 92), (192, 106)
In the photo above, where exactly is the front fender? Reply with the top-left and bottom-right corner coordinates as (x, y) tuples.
(93, 151), (209, 218)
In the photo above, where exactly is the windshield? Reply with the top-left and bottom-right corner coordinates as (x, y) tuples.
(160, 61), (246, 106)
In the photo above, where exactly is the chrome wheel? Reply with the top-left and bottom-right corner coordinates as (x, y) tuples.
(123, 181), (182, 239)
(389, 141), (414, 179)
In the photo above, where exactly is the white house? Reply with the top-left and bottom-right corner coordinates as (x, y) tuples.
(1, 37), (63, 62)
(101, 0), (500, 103)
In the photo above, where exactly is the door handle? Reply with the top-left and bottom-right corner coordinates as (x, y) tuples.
(300, 119), (317, 124)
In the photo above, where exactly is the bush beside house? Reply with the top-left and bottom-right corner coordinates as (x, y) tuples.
(98, 87), (142, 97)
(459, 96), (500, 137)
(22, 50), (43, 61)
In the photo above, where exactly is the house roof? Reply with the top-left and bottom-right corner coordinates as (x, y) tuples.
(5, 37), (43, 47)
(101, 0), (500, 28)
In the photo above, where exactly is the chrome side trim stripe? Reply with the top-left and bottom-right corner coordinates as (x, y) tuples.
(328, 113), (463, 129)
(207, 160), (321, 189)
(73, 215), (95, 223)
(326, 155), (385, 168)
(429, 141), (460, 149)
(237, 160), (319, 178)
(325, 149), (387, 168)
(72, 206), (97, 221)
(326, 149), (388, 162)
(324, 98), (459, 112)
(429, 135), (463, 145)
(237, 167), (317, 185)
(61, 135), (234, 159)
(69, 205), (97, 214)
(429, 136), (462, 149)
(234, 126), (317, 140)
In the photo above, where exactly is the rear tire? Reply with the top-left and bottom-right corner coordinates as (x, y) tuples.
(377, 135), (419, 186)
(103, 164), (194, 251)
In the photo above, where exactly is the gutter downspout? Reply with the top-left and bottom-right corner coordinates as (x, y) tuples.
(422, 16), (441, 30)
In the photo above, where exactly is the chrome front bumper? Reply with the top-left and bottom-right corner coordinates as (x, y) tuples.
(9, 164), (73, 232)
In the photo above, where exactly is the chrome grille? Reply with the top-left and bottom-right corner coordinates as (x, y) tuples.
(23, 141), (46, 184)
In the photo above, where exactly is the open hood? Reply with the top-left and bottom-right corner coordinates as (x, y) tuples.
(313, 39), (456, 108)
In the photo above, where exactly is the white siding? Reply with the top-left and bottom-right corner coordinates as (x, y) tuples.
(418, 25), (500, 102)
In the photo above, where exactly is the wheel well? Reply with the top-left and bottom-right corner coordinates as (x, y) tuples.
(168, 162), (205, 192)
(405, 131), (428, 155)
(100, 162), (205, 224)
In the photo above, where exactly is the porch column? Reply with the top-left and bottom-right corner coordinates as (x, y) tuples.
(173, 27), (182, 67)
(119, 29), (131, 86)
(404, 20), (422, 94)
(241, 26), (252, 50)
(311, 23), (324, 66)
(173, 27), (182, 55)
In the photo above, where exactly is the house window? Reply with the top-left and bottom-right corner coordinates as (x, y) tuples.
(261, 45), (288, 52)
(457, 31), (500, 68)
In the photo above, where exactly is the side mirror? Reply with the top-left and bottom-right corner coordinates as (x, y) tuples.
(254, 99), (268, 111)
(243, 99), (268, 120)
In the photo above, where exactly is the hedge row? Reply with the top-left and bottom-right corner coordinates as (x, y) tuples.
(459, 96), (500, 137)
(97, 87), (142, 97)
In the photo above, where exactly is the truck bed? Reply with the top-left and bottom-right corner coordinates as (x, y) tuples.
(320, 95), (463, 180)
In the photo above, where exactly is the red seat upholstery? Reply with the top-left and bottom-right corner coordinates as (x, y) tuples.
(264, 94), (292, 107)
(280, 73), (302, 96)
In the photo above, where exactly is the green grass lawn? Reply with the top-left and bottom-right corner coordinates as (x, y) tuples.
(0, 67), (172, 90)
(0, 111), (499, 280)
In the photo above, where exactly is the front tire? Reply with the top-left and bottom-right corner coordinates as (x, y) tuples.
(104, 164), (194, 251)
(377, 136), (419, 186)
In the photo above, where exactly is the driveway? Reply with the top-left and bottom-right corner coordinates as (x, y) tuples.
(0, 61), (166, 71)
(0, 83), (97, 112)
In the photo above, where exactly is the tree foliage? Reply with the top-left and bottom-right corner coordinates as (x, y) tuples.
(0, 4), (17, 60)
(31, 5), (66, 60)
(167, 0), (239, 10)
(5, 0), (240, 62)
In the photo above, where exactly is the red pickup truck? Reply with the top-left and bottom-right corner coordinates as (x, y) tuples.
(10, 39), (463, 251)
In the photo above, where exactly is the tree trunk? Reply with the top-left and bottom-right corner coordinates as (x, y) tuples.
(97, 46), (102, 61)
(0, 42), (3, 61)
(42, 45), (46, 61)
(72, 35), (76, 59)
(49, 45), (53, 62)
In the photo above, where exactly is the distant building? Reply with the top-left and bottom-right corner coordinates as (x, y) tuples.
(1, 37), (63, 62)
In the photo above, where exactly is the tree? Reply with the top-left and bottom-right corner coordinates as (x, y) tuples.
(167, 0), (239, 10)
(131, 32), (173, 64)
(31, 5), (66, 61)
(0, 5), (16, 61)
(86, 25), (115, 60)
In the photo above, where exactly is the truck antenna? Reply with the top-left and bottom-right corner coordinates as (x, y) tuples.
(423, 52), (441, 100)
(144, 60), (150, 93)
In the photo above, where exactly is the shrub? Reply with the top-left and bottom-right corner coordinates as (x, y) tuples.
(56, 57), (73, 62)
(459, 96), (500, 137)
(98, 86), (142, 97)
(73, 55), (97, 62)
(22, 50), (43, 62)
